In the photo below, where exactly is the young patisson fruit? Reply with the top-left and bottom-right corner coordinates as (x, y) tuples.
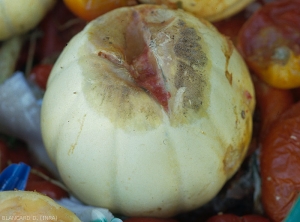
(0, 191), (80, 221)
(139, 0), (254, 22)
(41, 5), (255, 217)
(0, 0), (56, 40)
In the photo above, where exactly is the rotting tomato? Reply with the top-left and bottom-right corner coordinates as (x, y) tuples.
(252, 75), (294, 140)
(63, 0), (138, 21)
(260, 101), (300, 221)
(237, 0), (300, 89)
(205, 214), (270, 222)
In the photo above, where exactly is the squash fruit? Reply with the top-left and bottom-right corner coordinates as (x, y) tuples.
(0, 0), (56, 40)
(0, 190), (80, 221)
(138, 0), (254, 22)
(41, 5), (255, 218)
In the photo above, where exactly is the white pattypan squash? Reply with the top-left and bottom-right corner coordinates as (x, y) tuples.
(41, 5), (255, 218)
(0, 191), (80, 221)
(139, 0), (254, 22)
(0, 0), (56, 40)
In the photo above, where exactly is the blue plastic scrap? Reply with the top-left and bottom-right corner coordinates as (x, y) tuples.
(0, 162), (31, 191)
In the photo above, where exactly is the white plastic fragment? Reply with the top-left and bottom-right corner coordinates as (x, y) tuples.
(57, 196), (123, 222)
(0, 72), (59, 176)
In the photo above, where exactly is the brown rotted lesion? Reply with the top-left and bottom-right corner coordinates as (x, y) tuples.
(173, 20), (208, 113)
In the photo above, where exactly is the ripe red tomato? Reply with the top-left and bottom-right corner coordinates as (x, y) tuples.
(29, 64), (53, 90)
(237, 0), (300, 89)
(260, 101), (300, 221)
(123, 218), (178, 222)
(63, 0), (137, 21)
(206, 214), (270, 222)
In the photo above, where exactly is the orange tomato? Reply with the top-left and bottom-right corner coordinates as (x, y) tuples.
(237, 0), (300, 89)
(63, 0), (138, 21)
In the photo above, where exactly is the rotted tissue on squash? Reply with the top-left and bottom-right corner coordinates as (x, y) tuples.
(79, 9), (214, 131)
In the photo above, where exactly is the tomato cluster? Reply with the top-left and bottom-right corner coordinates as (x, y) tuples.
(235, 1), (300, 221)
(1, 0), (300, 221)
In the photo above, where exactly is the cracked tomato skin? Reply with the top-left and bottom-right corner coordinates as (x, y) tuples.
(237, 0), (300, 89)
(260, 101), (300, 221)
